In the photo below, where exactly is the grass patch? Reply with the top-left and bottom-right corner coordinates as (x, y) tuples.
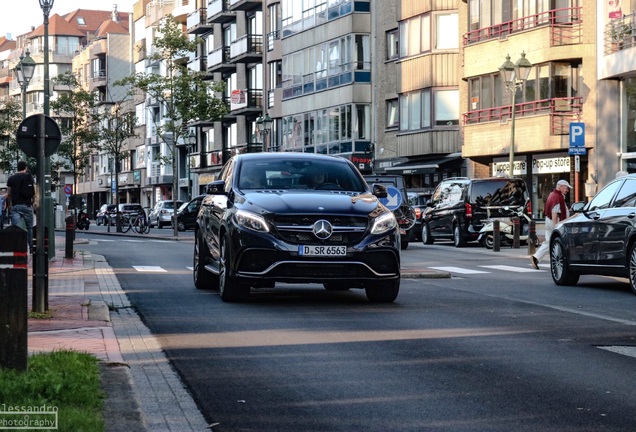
(0, 350), (105, 432)
(28, 310), (54, 319)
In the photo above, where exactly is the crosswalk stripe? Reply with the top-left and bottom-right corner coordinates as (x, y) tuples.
(480, 265), (543, 273)
(133, 266), (167, 272)
(428, 266), (489, 274)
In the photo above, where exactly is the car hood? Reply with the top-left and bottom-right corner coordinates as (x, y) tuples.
(240, 191), (383, 216)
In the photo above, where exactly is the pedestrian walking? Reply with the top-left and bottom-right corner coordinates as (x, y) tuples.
(531, 179), (572, 269)
(6, 161), (35, 252)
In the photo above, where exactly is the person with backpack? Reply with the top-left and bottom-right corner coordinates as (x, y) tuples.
(6, 161), (35, 252)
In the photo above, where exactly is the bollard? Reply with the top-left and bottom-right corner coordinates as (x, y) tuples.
(528, 220), (537, 255)
(512, 216), (520, 249)
(32, 226), (49, 312)
(0, 226), (28, 371)
(65, 215), (75, 259)
(493, 219), (500, 252)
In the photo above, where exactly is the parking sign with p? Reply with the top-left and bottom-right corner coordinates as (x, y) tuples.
(570, 122), (585, 147)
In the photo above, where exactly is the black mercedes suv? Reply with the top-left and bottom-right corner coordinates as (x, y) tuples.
(193, 152), (401, 302)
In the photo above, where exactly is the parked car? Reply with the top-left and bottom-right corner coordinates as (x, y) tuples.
(149, 200), (183, 228)
(362, 174), (416, 250)
(421, 176), (530, 247)
(95, 204), (117, 226)
(173, 195), (205, 231)
(407, 191), (432, 241)
(194, 152), (401, 303)
(550, 174), (636, 293)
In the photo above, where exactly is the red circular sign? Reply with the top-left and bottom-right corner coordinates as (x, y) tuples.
(64, 184), (72, 195)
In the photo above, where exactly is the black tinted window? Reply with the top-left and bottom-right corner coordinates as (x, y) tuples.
(471, 180), (526, 206)
(613, 179), (636, 207)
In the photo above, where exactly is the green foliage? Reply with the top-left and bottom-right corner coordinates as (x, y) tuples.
(0, 350), (105, 432)
(50, 72), (102, 192)
(0, 99), (30, 173)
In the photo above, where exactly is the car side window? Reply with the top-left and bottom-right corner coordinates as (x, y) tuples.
(613, 178), (636, 207)
(588, 180), (622, 211)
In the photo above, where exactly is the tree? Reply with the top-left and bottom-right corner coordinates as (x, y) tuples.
(117, 14), (227, 237)
(96, 100), (137, 232)
(50, 72), (101, 214)
(0, 100), (27, 173)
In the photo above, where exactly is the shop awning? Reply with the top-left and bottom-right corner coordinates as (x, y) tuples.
(385, 153), (462, 175)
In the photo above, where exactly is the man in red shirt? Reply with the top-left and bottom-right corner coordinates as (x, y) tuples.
(531, 179), (572, 269)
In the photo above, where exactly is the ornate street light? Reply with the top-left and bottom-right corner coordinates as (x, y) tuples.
(256, 114), (273, 152)
(14, 50), (36, 119)
(499, 51), (532, 178)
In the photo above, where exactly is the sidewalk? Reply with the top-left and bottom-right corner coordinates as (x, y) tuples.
(27, 234), (209, 432)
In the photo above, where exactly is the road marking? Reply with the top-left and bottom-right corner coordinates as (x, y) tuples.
(480, 265), (543, 273)
(599, 346), (636, 359)
(428, 266), (489, 274)
(133, 266), (166, 272)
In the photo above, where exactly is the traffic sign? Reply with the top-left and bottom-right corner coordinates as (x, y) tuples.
(568, 146), (587, 155)
(64, 184), (72, 196)
(379, 186), (402, 211)
(569, 122), (585, 147)
(16, 114), (61, 158)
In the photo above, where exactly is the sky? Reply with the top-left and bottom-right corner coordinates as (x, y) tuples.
(0, 0), (136, 40)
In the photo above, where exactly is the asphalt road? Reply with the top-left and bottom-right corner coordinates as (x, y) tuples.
(77, 234), (636, 432)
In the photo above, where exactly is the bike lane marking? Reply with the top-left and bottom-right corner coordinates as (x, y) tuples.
(480, 265), (543, 273)
(428, 266), (489, 274)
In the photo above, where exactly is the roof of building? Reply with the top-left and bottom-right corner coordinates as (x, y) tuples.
(27, 9), (130, 39)
(27, 14), (85, 38)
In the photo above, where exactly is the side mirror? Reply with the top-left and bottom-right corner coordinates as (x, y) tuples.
(570, 201), (586, 213)
(372, 183), (388, 198)
(205, 180), (226, 195)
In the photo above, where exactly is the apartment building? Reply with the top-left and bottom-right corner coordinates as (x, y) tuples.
(374, 0), (462, 192)
(460, 1), (594, 218)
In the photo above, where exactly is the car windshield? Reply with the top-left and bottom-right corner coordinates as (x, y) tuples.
(238, 159), (366, 192)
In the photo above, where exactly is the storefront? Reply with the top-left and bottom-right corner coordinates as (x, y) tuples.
(492, 153), (581, 219)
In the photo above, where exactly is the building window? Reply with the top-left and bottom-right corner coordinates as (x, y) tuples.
(436, 14), (458, 50)
(399, 14), (430, 57)
(386, 29), (398, 60)
(399, 89), (458, 131)
(386, 99), (398, 128)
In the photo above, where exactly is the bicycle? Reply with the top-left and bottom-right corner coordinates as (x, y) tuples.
(121, 211), (150, 234)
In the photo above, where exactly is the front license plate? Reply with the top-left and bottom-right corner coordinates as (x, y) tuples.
(299, 245), (347, 256)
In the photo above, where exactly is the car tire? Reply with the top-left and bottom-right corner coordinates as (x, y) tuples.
(629, 243), (636, 295)
(365, 278), (399, 303)
(422, 222), (434, 244)
(177, 221), (186, 231)
(453, 224), (466, 248)
(421, 223), (433, 245)
(193, 231), (218, 290)
(219, 234), (250, 302)
(550, 237), (579, 286)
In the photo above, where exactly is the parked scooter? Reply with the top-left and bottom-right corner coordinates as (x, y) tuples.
(76, 210), (90, 230)
(477, 206), (538, 249)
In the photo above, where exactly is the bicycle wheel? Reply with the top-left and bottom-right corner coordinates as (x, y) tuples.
(133, 217), (144, 234)
(121, 215), (132, 233)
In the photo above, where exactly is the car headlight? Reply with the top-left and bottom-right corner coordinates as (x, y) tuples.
(371, 211), (397, 235)
(236, 209), (270, 232)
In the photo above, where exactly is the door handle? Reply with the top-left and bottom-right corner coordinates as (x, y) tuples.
(628, 212), (636, 219)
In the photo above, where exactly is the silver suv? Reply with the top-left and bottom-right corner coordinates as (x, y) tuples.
(149, 200), (183, 228)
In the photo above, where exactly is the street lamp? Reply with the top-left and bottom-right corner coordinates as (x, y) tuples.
(40, 0), (55, 265)
(186, 129), (196, 200)
(256, 114), (273, 152)
(13, 50), (36, 119)
(499, 51), (532, 178)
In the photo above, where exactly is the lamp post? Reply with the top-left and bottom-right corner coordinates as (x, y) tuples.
(499, 52), (532, 178)
(13, 51), (35, 120)
(39, 0), (55, 261)
(186, 129), (196, 200)
(256, 114), (273, 152)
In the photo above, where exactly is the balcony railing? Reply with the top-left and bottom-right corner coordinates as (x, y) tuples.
(463, 96), (583, 135)
(604, 12), (636, 54)
(463, 7), (582, 46)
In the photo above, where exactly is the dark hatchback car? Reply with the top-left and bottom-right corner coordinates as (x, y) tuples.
(193, 152), (401, 302)
(422, 177), (530, 247)
(95, 204), (117, 226)
(174, 195), (205, 231)
(550, 174), (636, 293)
